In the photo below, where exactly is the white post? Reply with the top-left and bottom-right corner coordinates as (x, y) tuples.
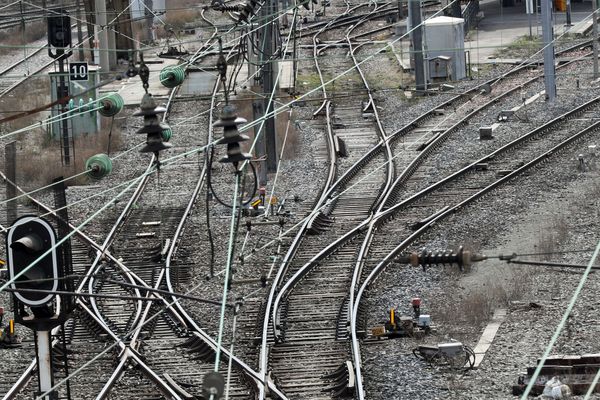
(37, 330), (53, 400)
(95, 0), (110, 73)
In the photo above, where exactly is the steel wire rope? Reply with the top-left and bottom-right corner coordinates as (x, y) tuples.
(20, 0), (143, 57)
(0, 167), (146, 294)
(0, 142), (218, 293)
(0, 142), (144, 211)
(0, 85), (127, 141)
(207, 8), (600, 262)
(235, 5), (298, 182)
(522, 239), (600, 398)
(263, 107), (293, 217)
(224, 300), (242, 400)
(4, 0), (580, 286)
(349, 16), (600, 396)
(29, 252), (252, 400)
(212, 168), (241, 379)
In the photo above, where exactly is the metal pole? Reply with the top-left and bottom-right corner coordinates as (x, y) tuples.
(5, 142), (17, 225)
(253, 101), (268, 186)
(36, 330), (54, 400)
(566, 0), (572, 26)
(292, 16), (298, 94)
(95, 0), (110, 73)
(83, 0), (95, 63)
(58, 57), (71, 166)
(144, 0), (154, 43)
(409, 0), (425, 93)
(451, 0), (461, 18)
(541, 0), (556, 101)
(594, 0), (599, 79)
(262, 0), (278, 173)
(527, 0), (533, 38)
(106, 5), (117, 68)
(75, 0), (84, 60)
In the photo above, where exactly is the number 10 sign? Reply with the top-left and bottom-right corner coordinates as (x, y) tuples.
(69, 62), (88, 82)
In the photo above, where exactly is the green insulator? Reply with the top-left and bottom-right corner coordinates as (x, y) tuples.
(98, 93), (124, 117)
(88, 98), (95, 115)
(159, 65), (185, 88)
(161, 127), (172, 142)
(78, 99), (85, 116)
(68, 99), (75, 114)
(85, 153), (113, 180)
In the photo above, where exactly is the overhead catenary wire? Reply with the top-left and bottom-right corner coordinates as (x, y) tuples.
(2, 3), (596, 396)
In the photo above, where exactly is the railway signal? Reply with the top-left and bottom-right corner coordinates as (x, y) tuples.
(47, 10), (72, 58)
(7, 216), (59, 310)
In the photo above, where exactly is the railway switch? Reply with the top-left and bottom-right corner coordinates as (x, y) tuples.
(371, 299), (433, 339)
(214, 104), (252, 165)
(0, 311), (21, 348)
(134, 93), (173, 154)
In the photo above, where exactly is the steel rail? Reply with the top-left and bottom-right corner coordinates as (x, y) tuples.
(161, 33), (290, 399)
(259, 1), (350, 390)
(90, 13), (225, 397)
(349, 93), (600, 399)
(256, 1), (345, 395)
(269, 1), (396, 336)
(261, 3), (398, 396)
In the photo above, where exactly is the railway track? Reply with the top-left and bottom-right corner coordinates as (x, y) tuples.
(1, 0), (599, 398)
(352, 91), (600, 398)
(0, 5), (77, 30)
(250, 9), (596, 400)
(248, 3), (398, 398)
(1, 6), (287, 398)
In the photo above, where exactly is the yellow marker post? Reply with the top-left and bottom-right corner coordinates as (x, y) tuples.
(9, 319), (14, 336)
(390, 309), (395, 327)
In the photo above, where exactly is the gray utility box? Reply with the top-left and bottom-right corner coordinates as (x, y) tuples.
(49, 65), (100, 139)
(423, 16), (466, 82)
(427, 55), (453, 79)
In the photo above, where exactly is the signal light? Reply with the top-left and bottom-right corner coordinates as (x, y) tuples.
(48, 12), (71, 48)
(7, 216), (59, 307)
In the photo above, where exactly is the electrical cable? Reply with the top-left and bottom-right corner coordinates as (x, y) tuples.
(207, 146), (258, 208)
(521, 237), (600, 398)
(206, 147), (217, 278)
(0, 142), (144, 213)
(263, 107), (293, 216)
(213, 168), (241, 373)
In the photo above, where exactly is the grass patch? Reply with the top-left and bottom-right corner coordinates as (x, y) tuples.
(493, 35), (542, 58)
(0, 21), (47, 56)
